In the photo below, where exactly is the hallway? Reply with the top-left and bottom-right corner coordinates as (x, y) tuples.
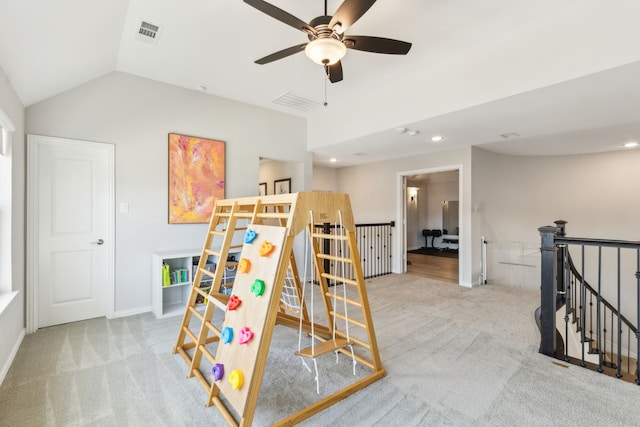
(406, 252), (458, 283)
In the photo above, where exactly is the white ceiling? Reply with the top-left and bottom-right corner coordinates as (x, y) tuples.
(1, 0), (639, 167)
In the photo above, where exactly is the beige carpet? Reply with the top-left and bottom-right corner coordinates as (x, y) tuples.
(2, 274), (640, 426)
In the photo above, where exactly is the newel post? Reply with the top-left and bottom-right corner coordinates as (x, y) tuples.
(554, 220), (568, 298)
(539, 225), (558, 356)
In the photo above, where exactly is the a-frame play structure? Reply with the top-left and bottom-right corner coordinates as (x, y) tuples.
(173, 192), (385, 426)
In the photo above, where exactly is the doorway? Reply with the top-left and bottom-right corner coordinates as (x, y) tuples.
(402, 168), (461, 283)
(27, 135), (114, 332)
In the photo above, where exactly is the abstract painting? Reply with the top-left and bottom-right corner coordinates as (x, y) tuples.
(168, 133), (225, 224)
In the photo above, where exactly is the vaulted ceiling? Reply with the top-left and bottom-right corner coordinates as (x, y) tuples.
(1, 0), (639, 166)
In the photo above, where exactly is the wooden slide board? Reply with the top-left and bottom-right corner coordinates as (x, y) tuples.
(213, 224), (287, 416)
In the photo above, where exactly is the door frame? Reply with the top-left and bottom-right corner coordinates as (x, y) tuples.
(396, 164), (463, 284)
(26, 135), (115, 333)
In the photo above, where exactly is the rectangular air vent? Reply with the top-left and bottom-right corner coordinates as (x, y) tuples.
(136, 20), (161, 44)
(273, 91), (322, 113)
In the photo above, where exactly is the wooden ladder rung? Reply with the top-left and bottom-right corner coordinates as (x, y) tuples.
(295, 338), (352, 358)
(232, 212), (254, 219)
(324, 292), (362, 308)
(331, 311), (366, 329)
(199, 268), (215, 279)
(321, 273), (358, 286)
(194, 287), (209, 298)
(198, 344), (216, 364)
(204, 321), (222, 337)
(334, 330), (371, 350)
(182, 325), (197, 344)
(255, 212), (291, 219)
(207, 292), (229, 311)
(210, 230), (225, 237)
(311, 233), (349, 241)
(203, 249), (221, 257)
(316, 253), (354, 263)
(188, 305), (204, 321)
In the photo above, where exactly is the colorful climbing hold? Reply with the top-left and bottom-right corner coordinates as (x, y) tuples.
(238, 258), (251, 273)
(227, 295), (242, 311)
(238, 326), (254, 344)
(250, 279), (265, 297)
(222, 326), (234, 344)
(229, 369), (243, 390)
(244, 229), (257, 244)
(259, 241), (275, 256)
(211, 363), (224, 381)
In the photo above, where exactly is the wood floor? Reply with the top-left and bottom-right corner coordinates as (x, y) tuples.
(406, 252), (458, 283)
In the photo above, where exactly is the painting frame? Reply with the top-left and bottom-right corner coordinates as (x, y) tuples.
(259, 182), (267, 196)
(273, 178), (291, 195)
(168, 133), (225, 224)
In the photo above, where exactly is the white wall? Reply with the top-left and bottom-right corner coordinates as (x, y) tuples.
(337, 147), (473, 286)
(472, 146), (640, 298)
(312, 166), (338, 192)
(25, 71), (310, 315)
(259, 159), (304, 195)
(0, 65), (26, 382)
(406, 187), (419, 250)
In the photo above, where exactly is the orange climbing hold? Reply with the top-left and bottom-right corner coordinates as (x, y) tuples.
(259, 241), (275, 257)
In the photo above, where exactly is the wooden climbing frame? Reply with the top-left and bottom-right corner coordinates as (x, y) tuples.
(173, 192), (385, 426)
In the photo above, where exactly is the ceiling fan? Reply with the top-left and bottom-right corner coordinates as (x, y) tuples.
(244, 0), (412, 83)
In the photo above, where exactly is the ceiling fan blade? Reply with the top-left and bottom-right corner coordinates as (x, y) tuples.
(255, 43), (308, 64)
(343, 36), (412, 54)
(329, 0), (377, 34)
(244, 0), (316, 35)
(325, 61), (343, 83)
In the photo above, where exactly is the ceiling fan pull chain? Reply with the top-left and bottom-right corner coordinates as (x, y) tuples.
(324, 66), (329, 107)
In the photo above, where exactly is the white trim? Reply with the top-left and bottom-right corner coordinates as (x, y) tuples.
(0, 328), (25, 386)
(113, 306), (152, 318)
(397, 164), (465, 286)
(26, 135), (116, 332)
(0, 290), (19, 316)
(0, 108), (15, 132)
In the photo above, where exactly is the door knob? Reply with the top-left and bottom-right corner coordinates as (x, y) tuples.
(91, 239), (104, 245)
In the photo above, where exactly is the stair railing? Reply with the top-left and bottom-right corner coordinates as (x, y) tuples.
(539, 220), (640, 384)
(315, 221), (394, 280)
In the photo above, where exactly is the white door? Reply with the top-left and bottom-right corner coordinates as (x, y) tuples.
(27, 135), (114, 329)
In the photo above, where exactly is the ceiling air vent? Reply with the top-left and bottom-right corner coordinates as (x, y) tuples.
(273, 91), (321, 113)
(136, 20), (161, 45)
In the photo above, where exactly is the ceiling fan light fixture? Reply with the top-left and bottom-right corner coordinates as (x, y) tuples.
(305, 38), (347, 65)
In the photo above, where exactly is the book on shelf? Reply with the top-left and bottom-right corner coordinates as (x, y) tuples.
(169, 268), (190, 285)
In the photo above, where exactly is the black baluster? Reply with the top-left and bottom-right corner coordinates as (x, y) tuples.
(564, 247), (570, 362)
(597, 246), (603, 373)
(580, 245), (586, 366)
(617, 248), (622, 378)
(636, 249), (640, 385)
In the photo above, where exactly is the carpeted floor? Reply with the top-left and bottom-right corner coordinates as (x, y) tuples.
(2, 275), (640, 426)
(408, 247), (459, 258)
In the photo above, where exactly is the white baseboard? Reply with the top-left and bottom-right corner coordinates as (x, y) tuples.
(113, 305), (152, 318)
(0, 328), (25, 386)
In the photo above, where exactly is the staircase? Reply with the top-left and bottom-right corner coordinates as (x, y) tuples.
(538, 220), (640, 385)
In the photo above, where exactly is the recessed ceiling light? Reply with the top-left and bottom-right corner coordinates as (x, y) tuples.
(431, 135), (443, 142)
(396, 127), (407, 134)
(329, 157), (337, 163)
(196, 85), (207, 92)
(623, 141), (638, 148)
(408, 130), (420, 136)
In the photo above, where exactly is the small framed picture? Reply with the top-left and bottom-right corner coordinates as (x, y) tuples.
(259, 182), (267, 196)
(274, 178), (291, 195)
